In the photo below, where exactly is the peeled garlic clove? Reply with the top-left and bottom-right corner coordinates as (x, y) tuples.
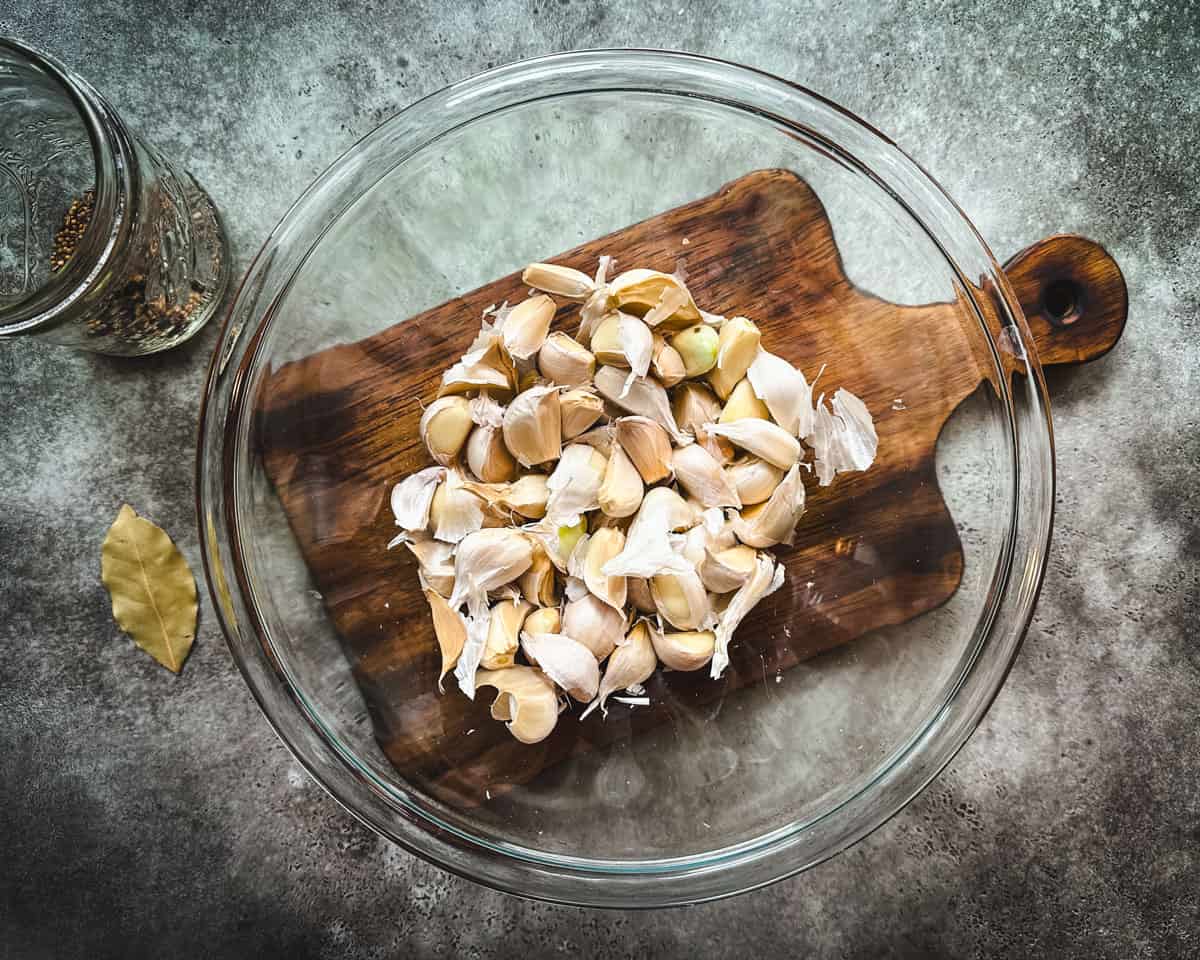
(707, 316), (762, 399)
(705, 418), (802, 469)
(732, 463), (806, 548)
(585, 620), (658, 718)
(583, 526), (627, 611)
(694, 425), (734, 466)
(439, 337), (515, 398)
(700, 544), (757, 593)
(601, 487), (695, 578)
(671, 443), (741, 509)
(719, 377), (771, 423)
(671, 382), (721, 434)
(524, 606), (562, 636)
(482, 598), (532, 669)
(420, 396), (473, 466)
(594, 366), (689, 445)
(726, 456), (785, 506)
(538, 333), (595, 388)
(430, 469), (486, 543)
(562, 593), (626, 661)
(670, 324), (720, 377)
(449, 528), (535, 614)
(466, 424), (517, 483)
(651, 336), (686, 388)
(499, 294), (555, 360)
(651, 569), (710, 630)
(519, 540), (558, 607)
(476, 666), (560, 744)
(609, 269), (701, 327)
(589, 313), (626, 367)
(746, 347), (813, 436)
(613, 416), (673, 484)
(597, 442), (644, 518)
(502, 384), (562, 467)
(627, 576), (656, 614)
(711, 552), (785, 679)
(522, 262), (595, 300)
(423, 587), (466, 690)
(521, 632), (600, 703)
(390, 466), (446, 532)
(652, 629), (715, 672)
(545, 443), (607, 525)
(559, 388), (604, 440)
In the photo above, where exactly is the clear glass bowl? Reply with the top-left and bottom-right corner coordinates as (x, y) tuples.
(197, 50), (1053, 907)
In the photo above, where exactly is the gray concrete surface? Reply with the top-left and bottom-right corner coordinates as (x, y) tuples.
(1, 1), (1197, 957)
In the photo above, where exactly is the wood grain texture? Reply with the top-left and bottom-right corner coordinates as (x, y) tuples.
(254, 170), (1126, 806)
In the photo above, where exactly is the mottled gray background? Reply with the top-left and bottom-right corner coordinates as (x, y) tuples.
(1, 1), (1197, 958)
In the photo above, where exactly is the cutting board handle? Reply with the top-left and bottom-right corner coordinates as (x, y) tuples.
(1002, 234), (1128, 367)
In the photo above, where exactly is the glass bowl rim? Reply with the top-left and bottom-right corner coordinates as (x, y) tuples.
(196, 48), (1055, 907)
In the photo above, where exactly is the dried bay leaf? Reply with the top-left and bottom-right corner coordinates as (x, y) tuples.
(101, 504), (198, 673)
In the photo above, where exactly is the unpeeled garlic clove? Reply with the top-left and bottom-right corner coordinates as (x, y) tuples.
(465, 424), (517, 483)
(420, 396), (473, 466)
(671, 382), (721, 434)
(583, 526), (627, 611)
(627, 576), (656, 614)
(707, 316), (762, 399)
(499, 295), (555, 360)
(711, 552), (785, 679)
(601, 486), (695, 579)
(746, 347), (813, 436)
(523, 606), (562, 637)
(475, 666), (560, 744)
(594, 366), (689, 444)
(670, 324), (720, 377)
(449, 528), (535, 615)
(651, 335), (686, 388)
(718, 377), (771, 423)
(652, 629), (715, 672)
(439, 336), (515, 398)
(430, 469), (486, 543)
(597, 442), (644, 518)
(726, 457), (785, 506)
(519, 539), (558, 607)
(390, 466), (446, 533)
(651, 569), (710, 631)
(671, 443), (741, 509)
(405, 538), (456, 597)
(700, 544), (758, 593)
(562, 593), (626, 661)
(520, 632), (600, 702)
(539, 333), (596, 387)
(502, 384), (562, 466)
(558, 388), (605, 440)
(482, 598), (532, 669)
(732, 463), (806, 548)
(572, 423), (614, 458)
(423, 586), (466, 690)
(461, 473), (550, 520)
(545, 443), (608, 525)
(522, 262), (595, 300)
(584, 620), (658, 718)
(694, 425), (735, 466)
(705, 418), (802, 469)
(608, 269), (701, 328)
(613, 416), (673, 484)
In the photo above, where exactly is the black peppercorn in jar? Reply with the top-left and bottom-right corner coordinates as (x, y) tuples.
(0, 38), (229, 356)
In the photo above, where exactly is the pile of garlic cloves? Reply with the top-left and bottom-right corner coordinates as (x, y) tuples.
(388, 259), (877, 744)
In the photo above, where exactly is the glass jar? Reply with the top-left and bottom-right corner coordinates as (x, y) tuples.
(0, 37), (229, 355)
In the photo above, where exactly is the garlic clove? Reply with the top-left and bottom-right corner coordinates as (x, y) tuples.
(438, 337), (515, 399)
(390, 465), (446, 532)
(671, 382), (722, 434)
(618, 313), (654, 387)
(523, 262), (595, 300)
(482, 598), (532, 669)
(583, 526), (627, 611)
(520, 632), (600, 702)
(700, 543), (757, 593)
(449, 528), (535, 616)
(594, 366), (689, 445)
(523, 606), (562, 637)
(423, 586), (466, 690)
(430, 469), (486, 543)
(694, 425), (735, 466)
(460, 473), (549, 520)
(726, 456), (785, 506)
(545, 443), (608, 526)
(601, 487), (695, 578)
(405, 538), (456, 597)
(420, 396), (474, 466)
(519, 539), (558, 607)
(732, 463), (806, 547)
(501, 384), (562, 467)
(589, 313), (627, 367)
(746, 347), (813, 436)
(652, 629), (715, 672)
(718, 377), (771, 423)
(705, 418), (802, 469)
(650, 335), (686, 387)
(711, 552), (785, 678)
(608, 269), (701, 327)
(707, 316), (762, 399)
(539, 332), (596, 387)
(572, 422), (614, 458)
(597, 442), (644, 518)
(475, 666), (560, 743)
(627, 576), (656, 614)
(465, 424), (517, 483)
(499, 294), (555, 360)
(584, 620), (658, 718)
(613, 416), (674, 484)
(562, 593), (626, 661)
(651, 569), (710, 630)
(670, 324), (720, 377)
(671, 443), (741, 509)
(558, 388), (605, 439)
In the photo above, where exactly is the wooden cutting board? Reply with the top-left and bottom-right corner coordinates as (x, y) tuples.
(256, 169), (1126, 807)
